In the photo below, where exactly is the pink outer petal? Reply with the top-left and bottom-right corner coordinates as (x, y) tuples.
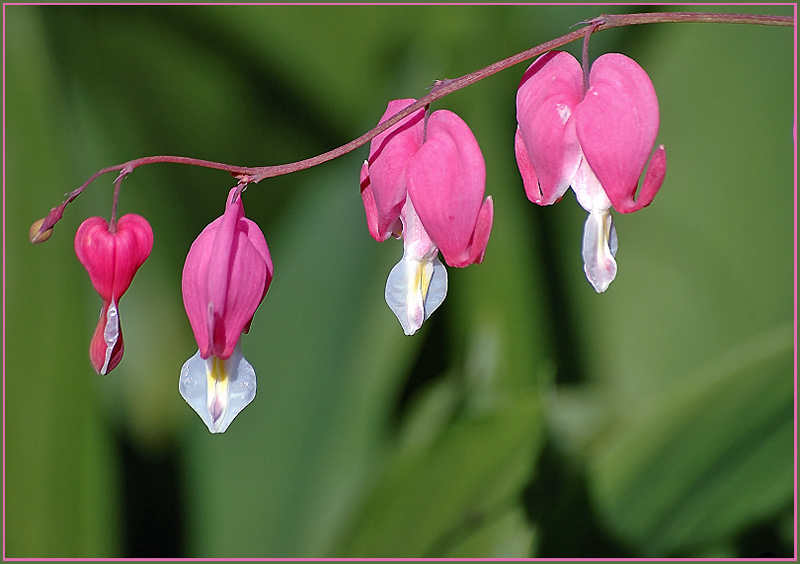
(515, 51), (584, 205)
(181, 221), (219, 357)
(75, 217), (116, 299)
(575, 53), (664, 213)
(74, 214), (153, 301)
(363, 99), (425, 241)
(182, 190), (271, 359)
(241, 214), (273, 334)
(406, 110), (488, 268)
(112, 215), (154, 297)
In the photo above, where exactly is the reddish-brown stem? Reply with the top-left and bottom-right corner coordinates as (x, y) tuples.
(32, 10), (793, 239)
(109, 171), (126, 232)
(581, 24), (597, 95)
(247, 11), (793, 182)
(35, 156), (252, 234)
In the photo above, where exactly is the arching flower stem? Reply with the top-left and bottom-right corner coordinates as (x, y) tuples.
(29, 11), (793, 243)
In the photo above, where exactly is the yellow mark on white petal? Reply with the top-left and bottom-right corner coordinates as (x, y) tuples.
(406, 258), (434, 333)
(385, 252), (447, 336)
(415, 258), (434, 299)
(206, 356), (230, 430)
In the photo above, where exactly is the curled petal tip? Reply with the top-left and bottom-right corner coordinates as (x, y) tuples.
(515, 129), (542, 205)
(29, 218), (53, 244)
(467, 196), (494, 266)
(360, 161), (385, 242)
(607, 144), (667, 214)
(640, 144), (667, 204)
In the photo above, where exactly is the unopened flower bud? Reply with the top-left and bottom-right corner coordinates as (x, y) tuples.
(29, 218), (53, 244)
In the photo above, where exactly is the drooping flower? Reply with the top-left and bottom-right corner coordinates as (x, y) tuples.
(74, 214), (153, 375)
(515, 51), (667, 292)
(361, 100), (494, 335)
(180, 188), (273, 433)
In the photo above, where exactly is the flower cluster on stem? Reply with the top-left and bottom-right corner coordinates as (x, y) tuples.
(27, 10), (792, 432)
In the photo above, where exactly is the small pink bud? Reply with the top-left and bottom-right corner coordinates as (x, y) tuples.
(74, 214), (153, 374)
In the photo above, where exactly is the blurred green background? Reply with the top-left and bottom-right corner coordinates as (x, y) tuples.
(4, 5), (795, 559)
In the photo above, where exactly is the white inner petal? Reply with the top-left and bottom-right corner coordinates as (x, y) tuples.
(385, 251), (448, 336)
(101, 299), (120, 375)
(582, 209), (618, 293)
(179, 341), (257, 433)
(572, 157), (612, 213)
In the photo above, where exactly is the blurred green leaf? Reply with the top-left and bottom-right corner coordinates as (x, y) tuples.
(442, 506), (537, 558)
(539, 9), (794, 557)
(589, 323), (794, 556)
(338, 394), (543, 557)
(4, 6), (121, 557)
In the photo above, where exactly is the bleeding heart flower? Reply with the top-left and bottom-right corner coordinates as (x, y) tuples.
(515, 50), (666, 292)
(180, 188), (273, 433)
(361, 100), (493, 335)
(74, 214), (153, 374)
